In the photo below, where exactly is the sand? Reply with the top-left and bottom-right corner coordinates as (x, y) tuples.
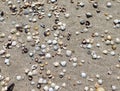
(0, 0), (120, 91)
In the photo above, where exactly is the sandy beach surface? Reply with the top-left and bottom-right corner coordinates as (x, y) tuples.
(0, 0), (120, 91)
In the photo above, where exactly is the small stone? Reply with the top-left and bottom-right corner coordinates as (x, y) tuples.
(110, 51), (115, 56)
(5, 77), (10, 82)
(113, 19), (119, 24)
(86, 12), (92, 18)
(0, 50), (5, 55)
(105, 40), (111, 45)
(38, 78), (43, 83)
(37, 83), (41, 89)
(46, 70), (51, 75)
(59, 72), (64, 78)
(29, 52), (34, 57)
(92, 54), (97, 59)
(111, 85), (116, 91)
(81, 72), (87, 78)
(48, 87), (54, 91)
(103, 50), (108, 55)
(76, 80), (82, 85)
(4, 58), (10, 65)
(0, 75), (4, 81)
(23, 9), (29, 15)
(28, 71), (33, 76)
(30, 81), (35, 85)
(96, 43), (100, 47)
(43, 86), (49, 91)
(54, 85), (60, 90)
(62, 83), (66, 87)
(84, 86), (89, 91)
(79, 2), (85, 7)
(47, 40), (52, 45)
(112, 45), (117, 50)
(52, 40), (57, 45)
(106, 2), (112, 8)
(107, 35), (112, 40)
(0, 33), (5, 38)
(0, 17), (5, 22)
(72, 63), (77, 67)
(87, 44), (92, 49)
(48, 13), (52, 18)
(16, 76), (22, 81)
(66, 50), (72, 57)
(115, 38), (120, 44)
(12, 41), (17, 46)
(53, 62), (59, 67)
(41, 44), (46, 49)
(53, 45), (59, 51)
(27, 36), (33, 42)
(45, 53), (52, 59)
(32, 18), (37, 22)
(80, 19), (85, 25)
(64, 13), (70, 18)
(93, 2), (98, 8)
(98, 79), (103, 85)
(96, 74), (100, 79)
(60, 61), (67, 67)
(32, 70), (38, 76)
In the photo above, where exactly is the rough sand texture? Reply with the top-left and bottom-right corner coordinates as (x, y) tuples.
(0, 0), (120, 91)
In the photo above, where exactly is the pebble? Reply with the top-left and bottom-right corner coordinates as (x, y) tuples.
(66, 50), (72, 57)
(81, 72), (87, 78)
(79, 2), (85, 7)
(102, 50), (108, 55)
(53, 62), (59, 67)
(64, 13), (70, 18)
(76, 80), (82, 85)
(32, 18), (37, 22)
(115, 38), (120, 44)
(43, 86), (49, 91)
(30, 81), (35, 85)
(72, 63), (77, 67)
(41, 44), (46, 49)
(47, 40), (52, 45)
(98, 79), (103, 85)
(106, 2), (112, 8)
(84, 86), (89, 91)
(111, 85), (116, 91)
(48, 87), (54, 91)
(54, 85), (60, 90)
(12, 41), (17, 46)
(60, 61), (67, 67)
(96, 43), (100, 47)
(16, 75), (22, 81)
(0, 50), (5, 55)
(45, 53), (52, 59)
(52, 40), (58, 45)
(27, 36), (33, 42)
(4, 58), (10, 66)
(62, 83), (66, 87)
(53, 45), (59, 51)
(93, 2), (98, 8)
(86, 12), (93, 18)
(110, 51), (115, 56)
(86, 44), (92, 49)
(48, 13), (52, 18)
